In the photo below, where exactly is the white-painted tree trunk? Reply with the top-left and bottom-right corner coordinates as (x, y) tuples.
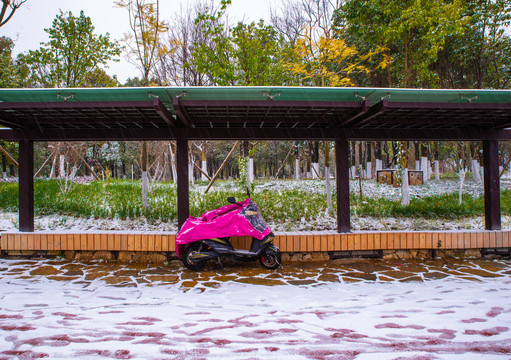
(415, 160), (420, 171)
(248, 158), (254, 184)
(295, 159), (300, 179)
(142, 171), (149, 209)
(458, 167), (466, 205)
(168, 143), (177, 182)
(366, 162), (372, 179)
(59, 155), (66, 179)
(402, 168), (410, 206)
(201, 160), (208, 181)
(49, 145), (58, 179)
(434, 160), (440, 180)
(351, 166), (356, 179)
(421, 157), (428, 181)
(472, 160), (481, 183)
(189, 163), (194, 183)
(325, 166), (332, 214)
(375, 159), (382, 172)
(312, 162), (319, 179)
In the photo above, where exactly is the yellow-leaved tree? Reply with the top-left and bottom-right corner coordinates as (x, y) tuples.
(287, 30), (388, 87)
(115, 0), (171, 210)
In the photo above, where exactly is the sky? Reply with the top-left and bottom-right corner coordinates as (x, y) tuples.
(2, 0), (279, 83)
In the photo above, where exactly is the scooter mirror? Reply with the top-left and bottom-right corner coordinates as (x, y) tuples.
(227, 196), (237, 204)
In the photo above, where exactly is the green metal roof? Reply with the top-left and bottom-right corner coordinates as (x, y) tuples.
(1, 87), (511, 136)
(0, 86), (510, 108)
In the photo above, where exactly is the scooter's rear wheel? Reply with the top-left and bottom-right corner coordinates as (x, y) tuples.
(259, 247), (281, 269)
(182, 244), (206, 271)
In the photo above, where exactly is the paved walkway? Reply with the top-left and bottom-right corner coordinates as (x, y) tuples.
(3, 257), (510, 288)
(1, 258), (510, 359)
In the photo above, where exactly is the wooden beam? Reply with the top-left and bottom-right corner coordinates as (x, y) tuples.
(3, 127), (509, 142)
(483, 140), (501, 230)
(172, 98), (194, 128)
(338, 99), (371, 126)
(153, 98), (176, 127)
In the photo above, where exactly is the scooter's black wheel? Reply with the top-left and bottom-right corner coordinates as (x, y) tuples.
(182, 244), (206, 271)
(259, 247), (281, 269)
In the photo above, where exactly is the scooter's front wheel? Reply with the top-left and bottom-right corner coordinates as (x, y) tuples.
(259, 246), (281, 269)
(182, 244), (206, 271)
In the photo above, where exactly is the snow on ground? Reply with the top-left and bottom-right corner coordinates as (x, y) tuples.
(3, 211), (510, 233)
(1, 178), (511, 232)
(255, 178), (495, 200)
(0, 259), (510, 359)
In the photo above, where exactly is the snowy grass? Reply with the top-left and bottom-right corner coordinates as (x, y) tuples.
(1, 178), (511, 231)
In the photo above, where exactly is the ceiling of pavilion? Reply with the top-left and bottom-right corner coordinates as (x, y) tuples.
(1, 87), (511, 132)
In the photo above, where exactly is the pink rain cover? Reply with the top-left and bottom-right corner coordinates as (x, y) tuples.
(175, 198), (272, 257)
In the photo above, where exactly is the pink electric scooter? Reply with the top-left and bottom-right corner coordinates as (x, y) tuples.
(175, 194), (281, 271)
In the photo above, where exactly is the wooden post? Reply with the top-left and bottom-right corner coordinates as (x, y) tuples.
(0, 144), (19, 167)
(483, 140), (501, 230)
(205, 141), (239, 193)
(336, 135), (350, 233)
(274, 144), (293, 179)
(177, 137), (189, 229)
(19, 139), (34, 232)
(34, 149), (55, 178)
(68, 145), (100, 180)
(194, 162), (211, 181)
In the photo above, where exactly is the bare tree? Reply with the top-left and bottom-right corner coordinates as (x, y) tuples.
(116, 0), (169, 210)
(270, 0), (342, 42)
(154, 0), (220, 86)
(153, 0), (223, 183)
(115, 0), (169, 85)
(270, 0), (307, 43)
(0, 0), (27, 28)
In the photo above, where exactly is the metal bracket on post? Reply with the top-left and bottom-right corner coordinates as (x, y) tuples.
(354, 93), (366, 101)
(380, 93), (391, 101)
(57, 93), (75, 102)
(460, 94), (478, 103)
(262, 90), (280, 101)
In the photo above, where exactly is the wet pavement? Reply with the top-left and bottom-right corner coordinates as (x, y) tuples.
(1, 257), (510, 288)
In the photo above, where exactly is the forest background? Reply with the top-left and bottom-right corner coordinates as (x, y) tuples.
(1, 0), (511, 231)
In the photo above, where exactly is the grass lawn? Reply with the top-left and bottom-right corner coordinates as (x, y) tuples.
(1, 178), (510, 226)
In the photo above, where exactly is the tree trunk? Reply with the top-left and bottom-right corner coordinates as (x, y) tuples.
(402, 168), (410, 206)
(1, 154), (6, 179)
